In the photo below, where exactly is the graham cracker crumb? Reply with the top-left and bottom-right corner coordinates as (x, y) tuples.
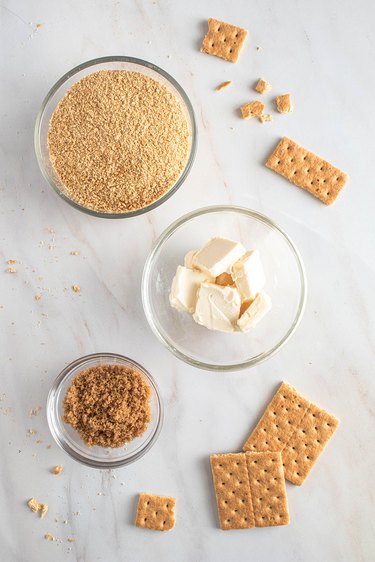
(67, 538), (75, 543)
(70, 250), (79, 256)
(40, 503), (48, 519)
(71, 284), (80, 293)
(52, 465), (63, 475)
(62, 364), (152, 448)
(27, 498), (40, 513)
(276, 94), (293, 113)
(255, 78), (272, 94)
(215, 81), (232, 92)
(29, 406), (41, 417)
(6, 260), (17, 264)
(45, 533), (55, 541)
(35, 294), (42, 301)
(48, 70), (189, 214)
(240, 100), (265, 119)
(259, 114), (272, 123)
(6, 268), (17, 273)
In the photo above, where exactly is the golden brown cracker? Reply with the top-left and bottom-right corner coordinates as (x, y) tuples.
(201, 19), (248, 63)
(135, 493), (176, 531)
(245, 452), (290, 527)
(266, 137), (348, 204)
(240, 100), (265, 119)
(243, 382), (340, 485)
(276, 94), (293, 113)
(216, 80), (232, 91)
(210, 453), (255, 530)
(210, 452), (289, 529)
(255, 78), (272, 94)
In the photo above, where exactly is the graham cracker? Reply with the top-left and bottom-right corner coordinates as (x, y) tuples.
(276, 94), (293, 113)
(240, 100), (265, 119)
(201, 19), (248, 63)
(266, 137), (348, 205)
(243, 382), (340, 485)
(135, 493), (176, 531)
(255, 78), (272, 94)
(210, 452), (289, 530)
(216, 80), (232, 92)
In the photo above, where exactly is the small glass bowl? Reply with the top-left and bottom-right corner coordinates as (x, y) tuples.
(34, 56), (197, 218)
(142, 206), (307, 371)
(47, 353), (163, 468)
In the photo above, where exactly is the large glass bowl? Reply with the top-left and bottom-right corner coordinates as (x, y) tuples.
(142, 206), (306, 371)
(35, 56), (197, 218)
(47, 353), (163, 468)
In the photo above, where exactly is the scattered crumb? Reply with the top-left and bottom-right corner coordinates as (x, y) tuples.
(71, 284), (81, 293)
(256, 46), (261, 51)
(35, 294), (42, 301)
(45, 533), (55, 541)
(36, 23), (43, 28)
(240, 100), (265, 120)
(276, 93), (293, 113)
(70, 250), (79, 256)
(46, 444), (52, 449)
(215, 80), (232, 92)
(255, 78), (272, 94)
(28, 428), (37, 435)
(63, 520), (68, 524)
(6, 260), (17, 264)
(40, 503), (48, 519)
(259, 114), (273, 123)
(67, 538), (75, 543)
(27, 497), (40, 513)
(29, 406), (41, 417)
(6, 268), (17, 273)
(52, 465), (64, 475)
(36, 439), (43, 444)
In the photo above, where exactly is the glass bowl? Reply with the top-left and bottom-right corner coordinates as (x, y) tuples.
(47, 353), (163, 468)
(34, 56), (197, 218)
(142, 206), (306, 371)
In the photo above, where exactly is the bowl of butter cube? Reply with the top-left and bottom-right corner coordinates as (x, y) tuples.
(142, 206), (306, 371)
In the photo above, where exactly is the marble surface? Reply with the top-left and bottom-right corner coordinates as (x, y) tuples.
(1, 0), (375, 560)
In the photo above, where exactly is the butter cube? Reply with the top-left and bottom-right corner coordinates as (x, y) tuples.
(184, 249), (198, 269)
(237, 292), (272, 331)
(169, 266), (210, 313)
(231, 250), (265, 301)
(193, 282), (241, 333)
(193, 237), (246, 278)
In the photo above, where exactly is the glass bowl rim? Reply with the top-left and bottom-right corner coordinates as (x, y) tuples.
(46, 352), (164, 468)
(34, 55), (197, 219)
(142, 205), (307, 372)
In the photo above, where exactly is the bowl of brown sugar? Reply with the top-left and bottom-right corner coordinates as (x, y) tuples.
(35, 57), (196, 217)
(47, 353), (163, 468)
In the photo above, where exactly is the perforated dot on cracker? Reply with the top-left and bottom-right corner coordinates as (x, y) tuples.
(243, 382), (340, 485)
(266, 137), (348, 205)
(135, 493), (176, 531)
(200, 18), (248, 63)
(210, 451), (289, 530)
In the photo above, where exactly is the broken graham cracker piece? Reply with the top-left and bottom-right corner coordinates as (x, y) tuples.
(266, 137), (348, 205)
(216, 80), (232, 92)
(255, 78), (272, 94)
(210, 452), (289, 530)
(201, 19), (248, 63)
(259, 114), (272, 123)
(135, 493), (176, 531)
(240, 100), (265, 120)
(276, 94), (293, 113)
(243, 382), (340, 485)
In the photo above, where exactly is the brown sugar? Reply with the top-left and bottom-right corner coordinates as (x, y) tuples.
(62, 364), (152, 448)
(48, 70), (189, 214)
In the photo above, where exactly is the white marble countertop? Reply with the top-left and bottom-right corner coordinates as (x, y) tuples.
(1, 0), (375, 560)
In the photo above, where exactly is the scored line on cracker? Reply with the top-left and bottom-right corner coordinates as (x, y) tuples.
(266, 137), (348, 205)
(201, 19), (248, 63)
(243, 381), (340, 485)
(210, 451), (289, 530)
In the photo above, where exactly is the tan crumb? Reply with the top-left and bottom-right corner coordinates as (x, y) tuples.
(28, 428), (37, 435)
(215, 80), (232, 92)
(6, 259), (17, 264)
(29, 406), (41, 416)
(240, 100), (265, 120)
(51, 465), (63, 475)
(35, 294), (42, 301)
(70, 250), (79, 256)
(276, 94), (293, 113)
(46, 444), (52, 449)
(6, 268), (17, 273)
(63, 364), (151, 448)
(36, 439), (43, 444)
(48, 70), (189, 214)
(40, 503), (48, 519)
(67, 538), (76, 543)
(255, 78), (272, 94)
(259, 114), (273, 123)
(45, 533), (55, 541)
(27, 498), (40, 513)
(36, 23), (43, 28)
(71, 284), (81, 293)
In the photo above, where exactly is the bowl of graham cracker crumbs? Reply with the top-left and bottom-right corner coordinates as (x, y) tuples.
(47, 353), (163, 468)
(35, 57), (196, 217)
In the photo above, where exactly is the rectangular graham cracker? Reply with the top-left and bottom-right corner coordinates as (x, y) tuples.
(266, 137), (348, 205)
(135, 493), (176, 531)
(210, 451), (289, 530)
(201, 19), (248, 63)
(240, 100), (265, 120)
(243, 382), (340, 485)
